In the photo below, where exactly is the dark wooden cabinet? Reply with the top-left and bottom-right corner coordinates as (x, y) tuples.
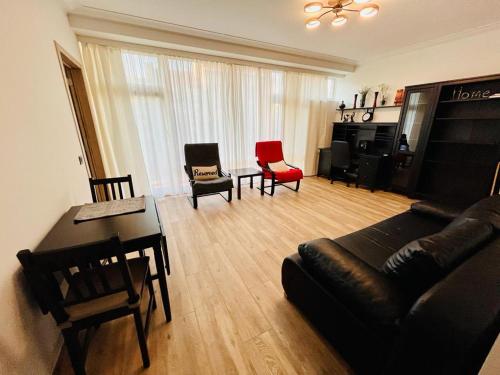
(394, 74), (500, 205)
(357, 154), (392, 192)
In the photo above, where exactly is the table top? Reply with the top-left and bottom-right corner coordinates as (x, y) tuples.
(228, 167), (263, 177)
(36, 196), (161, 253)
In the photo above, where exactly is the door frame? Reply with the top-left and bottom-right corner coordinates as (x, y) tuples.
(54, 41), (106, 183)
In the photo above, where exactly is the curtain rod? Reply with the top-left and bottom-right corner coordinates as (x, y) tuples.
(77, 35), (344, 78)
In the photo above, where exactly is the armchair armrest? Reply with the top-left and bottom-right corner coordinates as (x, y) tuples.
(285, 162), (300, 170)
(220, 169), (231, 178)
(298, 238), (409, 328)
(256, 161), (276, 179)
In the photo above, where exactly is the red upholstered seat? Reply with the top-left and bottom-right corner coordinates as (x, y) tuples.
(255, 141), (303, 183)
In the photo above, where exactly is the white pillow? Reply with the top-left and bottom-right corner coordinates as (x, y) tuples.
(268, 160), (289, 172)
(192, 165), (219, 181)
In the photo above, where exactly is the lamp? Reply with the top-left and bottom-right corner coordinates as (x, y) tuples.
(303, 1), (380, 29)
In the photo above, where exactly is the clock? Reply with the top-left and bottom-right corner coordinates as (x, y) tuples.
(362, 111), (373, 122)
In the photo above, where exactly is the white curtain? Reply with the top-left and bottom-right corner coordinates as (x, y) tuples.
(81, 42), (331, 196)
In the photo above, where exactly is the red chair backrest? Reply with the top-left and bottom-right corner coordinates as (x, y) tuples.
(255, 141), (284, 167)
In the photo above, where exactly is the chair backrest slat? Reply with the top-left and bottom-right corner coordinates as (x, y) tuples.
(89, 175), (135, 203)
(17, 235), (139, 325)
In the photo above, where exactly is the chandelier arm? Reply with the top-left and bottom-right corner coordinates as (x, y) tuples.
(317, 9), (334, 19)
(341, 8), (361, 12)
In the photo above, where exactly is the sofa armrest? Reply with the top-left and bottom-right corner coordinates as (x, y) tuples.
(386, 237), (500, 375)
(298, 238), (409, 329)
(410, 200), (463, 222)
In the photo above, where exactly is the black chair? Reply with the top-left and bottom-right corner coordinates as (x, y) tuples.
(330, 140), (358, 187)
(17, 235), (156, 375)
(89, 175), (135, 203)
(184, 143), (233, 209)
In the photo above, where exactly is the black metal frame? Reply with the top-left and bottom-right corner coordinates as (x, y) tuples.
(184, 168), (233, 209)
(257, 162), (301, 196)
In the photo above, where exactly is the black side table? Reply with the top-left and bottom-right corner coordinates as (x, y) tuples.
(228, 168), (263, 200)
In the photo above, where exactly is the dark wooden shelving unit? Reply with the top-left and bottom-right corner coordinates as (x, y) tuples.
(413, 75), (500, 205)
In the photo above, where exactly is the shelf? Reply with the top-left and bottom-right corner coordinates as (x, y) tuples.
(336, 105), (402, 111)
(428, 140), (498, 146)
(434, 117), (500, 121)
(439, 97), (500, 104)
(423, 159), (495, 167)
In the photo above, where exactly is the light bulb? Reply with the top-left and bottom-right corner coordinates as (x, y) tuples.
(305, 17), (321, 29)
(304, 2), (323, 13)
(331, 15), (347, 26)
(360, 4), (379, 17)
(354, 0), (372, 3)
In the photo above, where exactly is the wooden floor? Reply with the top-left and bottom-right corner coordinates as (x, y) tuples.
(55, 177), (413, 375)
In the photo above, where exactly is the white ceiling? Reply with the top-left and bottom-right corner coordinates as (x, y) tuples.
(65, 0), (500, 63)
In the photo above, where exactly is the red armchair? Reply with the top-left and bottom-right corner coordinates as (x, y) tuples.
(255, 140), (303, 196)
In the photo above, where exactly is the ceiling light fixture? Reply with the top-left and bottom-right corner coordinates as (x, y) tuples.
(303, 1), (380, 29)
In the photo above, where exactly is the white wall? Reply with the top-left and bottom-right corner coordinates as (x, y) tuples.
(333, 27), (500, 123)
(0, 0), (91, 373)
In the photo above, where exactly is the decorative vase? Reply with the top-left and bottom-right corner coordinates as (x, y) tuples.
(360, 94), (367, 108)
(381, 97), (387, 106)
(339, 100), (346, 110)
(373, 91), (379, 108)
(353, 94), (358, 109)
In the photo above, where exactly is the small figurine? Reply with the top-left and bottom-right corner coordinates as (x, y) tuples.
(350, 112), (355, 122)
(343, 114), (350, 122)
(339, 100), (346, 111)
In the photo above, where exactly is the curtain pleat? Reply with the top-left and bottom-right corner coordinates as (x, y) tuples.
(81, 42), (331, 196)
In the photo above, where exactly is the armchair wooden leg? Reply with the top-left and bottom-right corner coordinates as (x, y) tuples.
(260, 176), (265, 196)
(295, 180), (300, 191)
(133, 310), (150, 368)
(227, 189), (232, 202)
(270, 177), (275, 196)
(62, 329), (86, 375)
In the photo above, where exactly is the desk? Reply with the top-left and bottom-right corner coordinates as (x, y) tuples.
(36, 196), (172, 322)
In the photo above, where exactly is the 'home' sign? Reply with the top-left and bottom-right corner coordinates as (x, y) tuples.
(451, 86), (492, 101)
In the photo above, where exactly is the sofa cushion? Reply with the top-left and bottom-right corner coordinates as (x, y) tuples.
(410, 201), (463, 222)
(382, 218), (493, 294)
(334, 211), (448, 270)
(192, 176), (233, 195)
(298, 238), (410, 330)
(449, 194), (500, 230)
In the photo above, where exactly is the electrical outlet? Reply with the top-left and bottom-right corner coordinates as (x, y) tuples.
(78, 156), (84, 165)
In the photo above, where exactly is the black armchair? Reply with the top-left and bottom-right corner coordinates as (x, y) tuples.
(184, 143), (233, 209)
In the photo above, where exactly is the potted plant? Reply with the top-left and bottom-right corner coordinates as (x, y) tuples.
(359, 87), (370, 108)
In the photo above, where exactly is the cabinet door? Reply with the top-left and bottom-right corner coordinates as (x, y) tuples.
(392, 85), (439, 195)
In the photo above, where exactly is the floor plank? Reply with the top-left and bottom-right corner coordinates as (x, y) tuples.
(54, 177), (413, 374)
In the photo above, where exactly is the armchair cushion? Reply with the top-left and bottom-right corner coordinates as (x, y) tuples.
(263, 168), (303, 182)
(268, 160), (289, 172)
(298, 238), (409, 330)
(192, 176), (233, 195)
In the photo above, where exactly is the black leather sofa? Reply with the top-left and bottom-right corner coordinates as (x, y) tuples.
(282, 195), (499, 375)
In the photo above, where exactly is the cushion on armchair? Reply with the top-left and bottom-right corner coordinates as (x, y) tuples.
(383, 218), (493, 294)
(298, 238), (409, 330)
(191, 176), (233, 195)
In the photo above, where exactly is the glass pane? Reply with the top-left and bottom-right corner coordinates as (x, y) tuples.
(400, 91), (430, 152)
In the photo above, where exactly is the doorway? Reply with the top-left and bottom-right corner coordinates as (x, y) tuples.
(55, 42), (105, 182)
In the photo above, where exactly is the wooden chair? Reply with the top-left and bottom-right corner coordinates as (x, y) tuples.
(89, 175), (135, 203)
(17, 235), (156, 375)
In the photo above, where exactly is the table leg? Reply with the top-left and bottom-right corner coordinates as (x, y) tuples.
(153, 242), (172, 322)
(250, 176), (254, 189)
(237, 176), (242, 200)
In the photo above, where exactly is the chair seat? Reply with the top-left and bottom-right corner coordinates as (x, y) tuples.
(192, 176), (233, 195)
(264, 168), (303, 183)
(64, 257), (149, 322)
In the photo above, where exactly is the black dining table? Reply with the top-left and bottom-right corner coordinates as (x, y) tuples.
(36, 195), (171, 322)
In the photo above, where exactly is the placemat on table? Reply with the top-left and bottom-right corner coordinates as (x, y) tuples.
(74, 196), (146, 223)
